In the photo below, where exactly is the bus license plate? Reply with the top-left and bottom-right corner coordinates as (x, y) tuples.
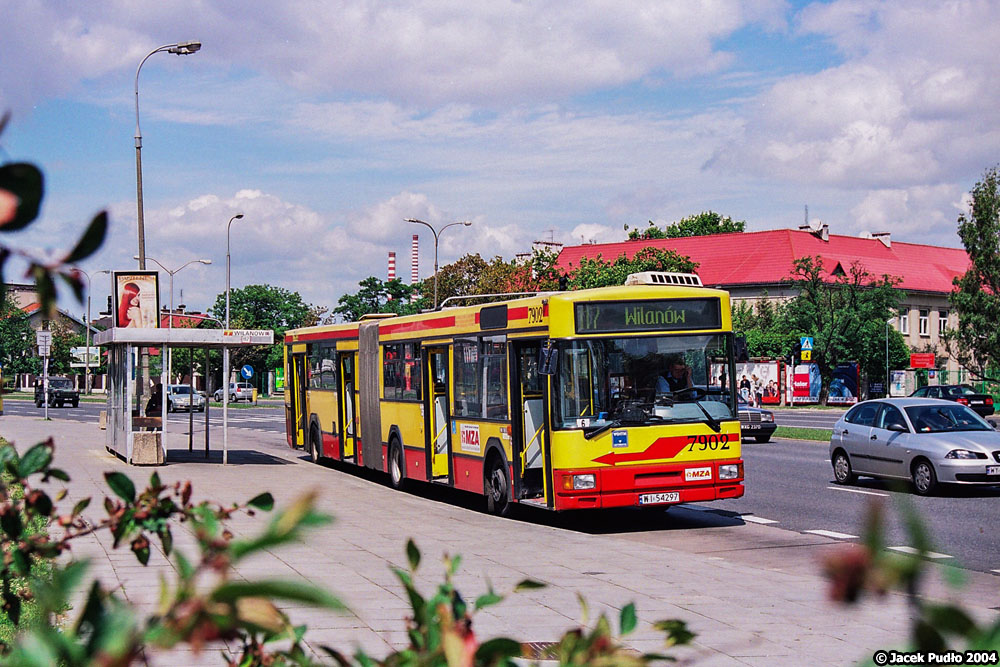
(639, 492), (680, 505)
(987, 466), (1000, 476)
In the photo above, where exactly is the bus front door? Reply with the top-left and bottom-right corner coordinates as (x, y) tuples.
(291, 353), (307, 449)
(512, 341), (547, 502)
(425, 347), (451, 480)
(339, 353), (357, 460)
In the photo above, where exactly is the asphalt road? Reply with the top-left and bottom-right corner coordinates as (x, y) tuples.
(5, 397), (998, 574)
(771, 407), (845, 429)
(710, 438), (1000, 574)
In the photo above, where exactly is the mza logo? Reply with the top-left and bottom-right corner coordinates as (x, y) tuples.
(459, 424), (481, 453)
(684, 467), (712, 482)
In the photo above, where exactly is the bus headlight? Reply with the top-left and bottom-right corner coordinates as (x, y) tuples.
(564, 474), (596, 490)
(718, 464), (741, 480)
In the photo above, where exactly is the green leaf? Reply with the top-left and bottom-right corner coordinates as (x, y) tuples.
(131, 538), (150, 565)
(0, 162), (43, 232)
(620, 602), (637, 636)
(46, 467), (69, 482)
(474, 637), (522, 663)
(1, 508), (23, 538)
(3, 591), (21, 625)
(654, 619), (695, 647)
(514, 579), (546, 592)
(0, 445), (18, 471)
(72, 497), (91, 516)
(406, 539), (421, 571)
(11, 549), (30, 576)
(18, 441), (53, 477)
(247, 492), (274, 511)
(104, 471), (136, 503)
(150, 471), (161, 489)
(474, 592), (504, 611)
(924, 604), (977, 637)
(175, 550), (194, 580)
(211, 580), (345, 610)
(159, 526), (173, 557)
(62, 211), (108, 264)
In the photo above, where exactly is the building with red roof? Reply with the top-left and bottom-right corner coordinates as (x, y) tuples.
(557, 227), (971, 368)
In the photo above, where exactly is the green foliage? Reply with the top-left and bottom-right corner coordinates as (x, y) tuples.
(782, 256), (904, 400)
(335, 277), (428, 321)
(823, 500), (1000, 660)
(626, 211), (745, 240)
(946, 165), (1000, 381)
(209, 283), (319, 381)
(566, 247), (697, 290)
(0, 293), (37, 376)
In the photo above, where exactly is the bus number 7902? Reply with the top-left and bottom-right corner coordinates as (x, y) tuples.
(685, 433), (732, 452)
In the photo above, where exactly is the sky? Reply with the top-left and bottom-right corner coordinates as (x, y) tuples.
(1, 0), (998, 322)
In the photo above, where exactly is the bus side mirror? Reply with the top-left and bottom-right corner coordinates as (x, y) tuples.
(539, 343), (558, 376)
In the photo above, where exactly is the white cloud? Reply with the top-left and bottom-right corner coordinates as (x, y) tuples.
(848, 183), (963, 246)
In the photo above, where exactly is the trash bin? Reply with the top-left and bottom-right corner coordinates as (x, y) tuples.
(252, 388), (258, 404)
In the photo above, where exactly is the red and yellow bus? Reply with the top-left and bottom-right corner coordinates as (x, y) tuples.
(283, 272), (744, 514)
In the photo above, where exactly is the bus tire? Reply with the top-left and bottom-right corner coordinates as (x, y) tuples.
(485, 455), (511, 517)
(389, 440), (406, 490)
(309, 424), (321, 462)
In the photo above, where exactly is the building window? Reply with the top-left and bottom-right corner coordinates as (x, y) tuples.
(899, 312), (909, 334)
(919, 309), (929, 336)
(938, 310), (949, 333)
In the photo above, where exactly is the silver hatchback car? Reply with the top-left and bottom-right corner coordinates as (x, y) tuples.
(830, 398), (1000, 495)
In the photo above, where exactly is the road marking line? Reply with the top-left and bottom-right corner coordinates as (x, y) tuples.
(888, 546), (952, 559)
(826, 486), (889, 497)
(805, 529), (858, 540)
(741, 515), (779, 524)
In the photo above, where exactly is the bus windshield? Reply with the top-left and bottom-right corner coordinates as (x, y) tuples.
(553, 333), (736, 431)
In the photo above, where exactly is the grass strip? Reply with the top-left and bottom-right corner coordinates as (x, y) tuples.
(774, 426), (832, 442)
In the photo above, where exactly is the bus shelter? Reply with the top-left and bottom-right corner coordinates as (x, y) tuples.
(95, 328), (273, 465)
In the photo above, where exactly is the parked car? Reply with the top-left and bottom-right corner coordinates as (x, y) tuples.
(829, 398), (1000, 495)
(166, 384), (205, 412)
(34, 376), (79, 408)
(213, 382), (253, 403)
(909, 384), (994, 417)
(738, 401), (776, 442)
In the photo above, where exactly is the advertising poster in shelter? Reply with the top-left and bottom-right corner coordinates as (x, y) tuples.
(790, 363), (822, 404)
(113, 271), (160, 329)
(827, 362), (860, 404)
(734, 361), (782, 406)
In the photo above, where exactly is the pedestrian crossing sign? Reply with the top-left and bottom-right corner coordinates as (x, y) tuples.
(800, 336), (813, 351)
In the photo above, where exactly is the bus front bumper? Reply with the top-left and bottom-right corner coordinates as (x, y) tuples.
(552, 459), (744, 511)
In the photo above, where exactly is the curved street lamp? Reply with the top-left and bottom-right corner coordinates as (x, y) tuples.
(223, 213), (245, 466)
(74, 268), (111, 395)
(134, 40), (202, 271)
(405, 218), (472, 309)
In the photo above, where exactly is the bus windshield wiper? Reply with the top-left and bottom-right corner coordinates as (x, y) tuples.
(583, 420), (621, 440)
(692, 401), (722, 433)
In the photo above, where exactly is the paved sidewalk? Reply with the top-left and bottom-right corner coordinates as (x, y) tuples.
(0, 415), (996, 666)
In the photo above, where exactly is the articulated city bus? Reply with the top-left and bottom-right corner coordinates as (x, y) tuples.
(283, 272), (744, 514)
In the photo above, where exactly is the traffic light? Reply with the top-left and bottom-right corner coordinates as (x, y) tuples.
(790, 341), (801, 365)
(734, 336), (749, 362)
(102, 295), (113, 316)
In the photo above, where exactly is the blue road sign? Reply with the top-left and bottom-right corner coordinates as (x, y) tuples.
(800, 336), (814, 351)
(241, 365), (254, 379)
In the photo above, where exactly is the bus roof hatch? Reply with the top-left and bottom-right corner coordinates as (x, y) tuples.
(624, 271), (703, 287)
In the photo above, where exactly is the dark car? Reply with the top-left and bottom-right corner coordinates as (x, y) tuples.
(909, 384), (994, 417)
(34, 376), (79, 408)
(738, 401), (776, 442)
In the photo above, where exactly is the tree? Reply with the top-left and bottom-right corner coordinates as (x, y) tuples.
(945, 166), (1000, 381)
(0, 293), (37, 376)
(335, 277), (427, 322)
(626, 211), (745, 240)
(731, 297), (793, 358)
(782, 256), (904, 402)
(209, 284), (319, 384)
(565, 247), (698, 290)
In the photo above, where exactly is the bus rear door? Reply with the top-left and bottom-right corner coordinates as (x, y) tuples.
(424, 346), (451, 481)
(339, 352), (358, 460)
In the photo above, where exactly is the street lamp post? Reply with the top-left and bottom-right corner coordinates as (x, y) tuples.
(136, 255), (212, 384)
(405, 218), (472, 309)
(134, 40), (201, 272)
(224, 213), (244, 466)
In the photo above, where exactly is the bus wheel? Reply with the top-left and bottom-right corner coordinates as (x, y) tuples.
(389, 440), (406, 490)
(485, 456), (511, 517)
(309, 425), (321, 462)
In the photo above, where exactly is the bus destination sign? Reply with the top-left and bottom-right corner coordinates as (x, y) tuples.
(575, 298), (721, 334)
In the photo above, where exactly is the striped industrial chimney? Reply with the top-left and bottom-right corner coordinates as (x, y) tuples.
(410, 235), (419, 284)
(388, 251), (396, 281)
